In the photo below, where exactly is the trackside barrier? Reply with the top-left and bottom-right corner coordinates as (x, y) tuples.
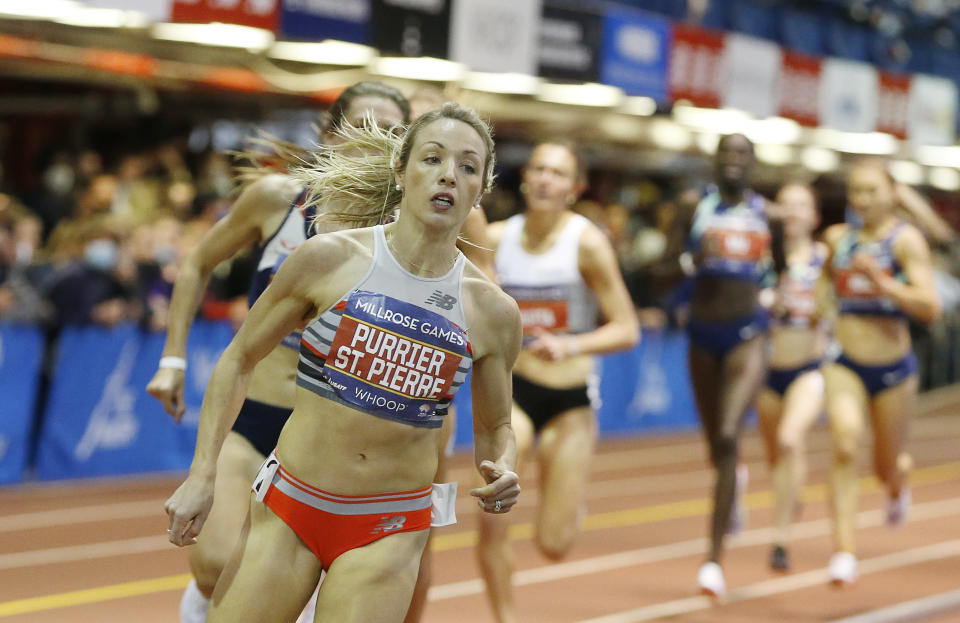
(34, 322), (232, 480)
(0, 324), (44, 485)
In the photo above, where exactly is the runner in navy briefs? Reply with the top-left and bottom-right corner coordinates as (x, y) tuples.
(819, 160), (940, 586)
(678, 133), (785, 597)
(756, 182), (828, 572)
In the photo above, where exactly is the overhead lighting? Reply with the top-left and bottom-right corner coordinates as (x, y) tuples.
(649, 119), (692, 151)
(696, 132), (719, 155)
(743, 117), (802, 145)
(152, 22), (275, 52)
(813, 128), (898, 154)
(599, 114), (644, 140)
(889, 160), (924, 185)
(801, 146), (839, 172)
(56, 7), (148, 28)
(269, 40), (375, 66)
(622, 96), (657, 117)
(537, 82), (623, 108)
(756, 143), (794, 166)
(929, 167), (960, 191)
(0, 0), (80, 20)
(463, 72), (540, 95)
(371, 56), (466, 82)
(915, 145), (960, 168)
(672, 105), (751, 132)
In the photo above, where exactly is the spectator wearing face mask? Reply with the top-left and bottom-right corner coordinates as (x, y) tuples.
(0, 214), (52, 324)
(40, 216), (140, 327)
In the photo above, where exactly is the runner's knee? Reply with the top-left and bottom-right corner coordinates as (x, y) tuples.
(710, 435), (738, 466)
(190, 546), (231, 595)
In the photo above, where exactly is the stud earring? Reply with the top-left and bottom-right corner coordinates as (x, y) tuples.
(395, 183), (402, 191)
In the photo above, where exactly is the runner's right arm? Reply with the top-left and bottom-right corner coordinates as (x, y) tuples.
(147, 174), (300, 421)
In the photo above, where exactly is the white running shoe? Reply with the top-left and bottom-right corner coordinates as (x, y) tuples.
(697, 561), (726, 597)
(727, 463), (749, 536)
(886, 488), (911, 526)
(828, 551), (858, 587)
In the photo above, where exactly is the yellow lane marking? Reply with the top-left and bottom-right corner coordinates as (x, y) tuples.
(0, 574), (192, 617)
(2, 460), (958, 617)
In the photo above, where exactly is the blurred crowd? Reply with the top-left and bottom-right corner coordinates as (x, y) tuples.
(1, 129), (959, 367)
(0, 140), (250, 333)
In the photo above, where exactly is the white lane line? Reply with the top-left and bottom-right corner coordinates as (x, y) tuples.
(0, 500), (161, 533)
(428, 497), (960, 601)
(830, 588), (960, 623)
(0, 536), (169, 571)
(576, 540), (960, 623)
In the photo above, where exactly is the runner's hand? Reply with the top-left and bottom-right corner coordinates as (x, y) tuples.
(147, 367), (187, 422)
(471, 461), (520, 514)
(164, 474), (214, 546)
(526, 328), (572, 362)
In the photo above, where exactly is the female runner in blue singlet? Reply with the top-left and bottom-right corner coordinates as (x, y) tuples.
(478, 140), (639, 623)
(164, 103), (523, 623)
(756, 182), (827, 572)
(820, 160), (940, 586)
(680, 133), (784, 596)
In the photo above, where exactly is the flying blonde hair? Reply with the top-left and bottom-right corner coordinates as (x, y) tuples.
(292, 102), (496, 231)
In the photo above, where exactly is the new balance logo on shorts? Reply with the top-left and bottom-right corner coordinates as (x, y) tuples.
(425, 290), (457, 310)
(371, 515), (408, 534)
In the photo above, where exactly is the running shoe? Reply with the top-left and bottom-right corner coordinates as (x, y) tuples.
(828, 551), (858, 587)
(727, 463), (749, 536)
(770, 544), (790, 572)
(886, 487), (911, 526)
(697, 561), (726, 597)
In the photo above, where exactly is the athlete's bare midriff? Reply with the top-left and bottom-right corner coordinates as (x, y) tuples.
(769, 326), (825, 369)
(275, 387), (441, 495)
(835, 315), (911, 364)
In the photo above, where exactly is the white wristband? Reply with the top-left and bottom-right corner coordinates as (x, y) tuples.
(159, 356), (187, 371)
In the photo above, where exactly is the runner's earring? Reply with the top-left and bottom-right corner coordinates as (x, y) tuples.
(395, 183), (402, 192)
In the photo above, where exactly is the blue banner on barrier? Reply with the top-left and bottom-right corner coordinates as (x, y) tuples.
(451, 329), (699, 449)
(35, 322), (231, 481)
(0, 324), (44, 485)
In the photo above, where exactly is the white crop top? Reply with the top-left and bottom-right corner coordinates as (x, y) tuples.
(297, 226), (472, 429)
(495, 213), (597, 339)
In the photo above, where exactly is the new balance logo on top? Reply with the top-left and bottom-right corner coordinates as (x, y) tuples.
(425, 290), (457, 310)
(371, 515), (408, 534)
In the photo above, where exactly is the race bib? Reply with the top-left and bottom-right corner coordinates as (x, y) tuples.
(320, 291), (470, 421)
(503, 284), (570, 336)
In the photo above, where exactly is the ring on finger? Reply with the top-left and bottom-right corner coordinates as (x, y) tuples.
(494, 499), (502, 512)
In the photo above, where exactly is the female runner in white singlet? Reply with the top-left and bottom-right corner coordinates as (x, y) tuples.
(147, 82), (410, 623)
(164, 103), (522, 623)
(478, 140), (639, 623)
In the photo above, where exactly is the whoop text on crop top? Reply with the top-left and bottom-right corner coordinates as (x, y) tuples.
(832, 222), (908, 318)
(297, 225), (472, 428)
(495, 213), (598, 341)
(687, 187), (772, 283)
(248, 189), (317, 350)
